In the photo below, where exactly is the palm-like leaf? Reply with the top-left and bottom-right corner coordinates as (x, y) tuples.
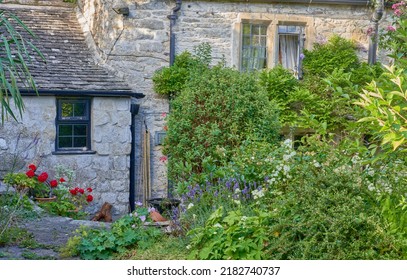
(0, 5), (44, 123)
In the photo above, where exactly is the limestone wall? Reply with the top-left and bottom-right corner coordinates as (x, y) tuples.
(0, 96), (132, 216)
(76, 0), (392, 198)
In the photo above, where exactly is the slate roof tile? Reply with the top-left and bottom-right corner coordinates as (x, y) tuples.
(1, 3), (134, 92)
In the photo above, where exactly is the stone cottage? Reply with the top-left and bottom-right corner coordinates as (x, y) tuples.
(0, 0), (392, 216)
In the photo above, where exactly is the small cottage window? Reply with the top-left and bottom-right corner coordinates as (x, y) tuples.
(241, 23), (268, 72)
(238, 20), (307, 78)
(278, 25), (304, 79)
(56, 98), (91, 151)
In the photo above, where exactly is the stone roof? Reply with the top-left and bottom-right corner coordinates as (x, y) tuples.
(0, 2), (138, 93)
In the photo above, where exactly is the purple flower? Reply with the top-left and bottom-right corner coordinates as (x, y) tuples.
(135, 201), (143, 207)
(148, 207), (156, 213)
(387, 26), (396, 32)
(299, 53), (305, 60)
(139, 215), (146, 222)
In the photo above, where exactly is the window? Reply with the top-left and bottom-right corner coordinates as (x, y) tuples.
(237, 19), (308, 78)
(278, 25), (304, 79)
(241, 23), (268, 72)
(56, 98), (91, 151)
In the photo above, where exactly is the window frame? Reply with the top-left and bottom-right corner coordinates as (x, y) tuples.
(55, 97), (92, 153)
(232, 14), (314, 76)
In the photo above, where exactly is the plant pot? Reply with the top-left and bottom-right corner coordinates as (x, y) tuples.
(34, 196), (57, 203)
(147, 198), (180, 216)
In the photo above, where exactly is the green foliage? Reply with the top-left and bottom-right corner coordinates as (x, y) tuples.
(0, 5), (44, 122)
(356, 65), (407, 152)
(188, 206), (270, 260)
(152, 43), (212, 97)
(302, 35), (359, 77)
(76, 207), (162, 259)
(164, 64), (280, 187)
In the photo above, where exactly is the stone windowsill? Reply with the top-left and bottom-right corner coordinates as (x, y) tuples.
(52, 150), (97, 155)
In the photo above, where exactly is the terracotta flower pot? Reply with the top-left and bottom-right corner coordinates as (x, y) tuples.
(34, 196), (57, 203)
(150, 210), (167, 222)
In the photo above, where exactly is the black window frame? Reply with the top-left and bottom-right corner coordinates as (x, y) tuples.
(55, 98), (93, 153)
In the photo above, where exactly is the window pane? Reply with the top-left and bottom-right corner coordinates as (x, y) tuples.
(73, 137), (87, 147)
(73, 103), (86, 117)
(59, 125), (72, 136)
(61, 103), (74, 118)
(60, 100), (88, 120)
(73, 125), (87, 136)
(58, 137), (72, 148)
(241, 23), (268, 71)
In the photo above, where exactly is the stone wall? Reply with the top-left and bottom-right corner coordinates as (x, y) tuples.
(0, 96), (132, 216)
(76, 0), (392, 199)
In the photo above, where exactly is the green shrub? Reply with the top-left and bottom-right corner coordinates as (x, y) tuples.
(303, 35), (359, 77)
(164, 65), (280, 188)
(76, 206), (162, 259)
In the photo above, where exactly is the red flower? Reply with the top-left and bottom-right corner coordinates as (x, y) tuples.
(37, 172), (48, 183)
(159, 156), (168, 162)
(78, 188), (85, 194)
(26, 169), (35, 178)
(69, 189), (78, 195)
(59, 177), (66, 183)
(28, 164), (37, 171)
(86, 187), (93, 193)
(86, 195), (93, 202)
(50, 180), (58, 188)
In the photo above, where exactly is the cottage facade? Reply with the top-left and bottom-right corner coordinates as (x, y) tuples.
(0, 0), (392, 216)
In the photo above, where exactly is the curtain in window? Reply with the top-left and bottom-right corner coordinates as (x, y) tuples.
(279, 34), (299, 75)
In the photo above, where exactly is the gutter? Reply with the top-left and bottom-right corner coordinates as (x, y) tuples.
(129, 103), (140, 212)
(168, 0), (182, 66)
(19, 89), (145, 99)
(202, 0), (371, 5)
(368, 0), (384, 65)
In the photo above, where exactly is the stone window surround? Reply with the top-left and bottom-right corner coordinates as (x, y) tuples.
(231, 13), (315, 70)
(54, 97), (94, 155)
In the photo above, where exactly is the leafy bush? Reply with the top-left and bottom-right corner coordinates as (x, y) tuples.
(152, 43), (212, 97)
(75, 206), (162, 259)
(164, 64), (280, 189)
(302, 35), (359, 77)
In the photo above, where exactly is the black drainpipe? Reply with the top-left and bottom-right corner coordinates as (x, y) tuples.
(168, 0), (182, 66)
(368, 0), (384, 65)
(166, 0), (182, 198)
(129, 103), (140, 212)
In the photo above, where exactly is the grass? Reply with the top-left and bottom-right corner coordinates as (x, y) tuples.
(117, 235), (189, 260)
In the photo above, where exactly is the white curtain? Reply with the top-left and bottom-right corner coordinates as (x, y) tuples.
(279, 35), (299, 75)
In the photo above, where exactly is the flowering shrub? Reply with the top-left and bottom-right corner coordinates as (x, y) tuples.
(68, 187), (94, 211)
(380, 1), (407, 65)
(4, 164), (60, 198)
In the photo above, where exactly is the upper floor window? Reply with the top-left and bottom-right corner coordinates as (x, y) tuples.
(241, 23), (268, 72)
(238, 20), (306, 79)
(278, 25), (304, 79)
(56, 98), (91, 151)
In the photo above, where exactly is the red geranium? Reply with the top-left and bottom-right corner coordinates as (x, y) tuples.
(37, 172), (48, 183)
(86, 195), (93, 202)
(26, 169), (35, 178)
(50, 180), (58, 188)
(59, 177), (66, 183)
(69, 188), (78, 195)
(78, 188), (84, 194)
(28, 164), (37, 171)
(86, 187), (93, 193)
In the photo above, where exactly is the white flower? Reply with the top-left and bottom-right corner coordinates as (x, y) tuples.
(313, 160), (321, 168)
(186, 245), (191, 250)
(193, 214), (197, 220)
(214, 223), (223, 228)
(187, 203), (194, 209)
(283, 165), (290, 173)
(283, 139), (292, 148)
(252, 188), (265, 200)
(234, 188), (241, 194)
(234, 200), (241, 205)
(241, 216), (248, 222)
